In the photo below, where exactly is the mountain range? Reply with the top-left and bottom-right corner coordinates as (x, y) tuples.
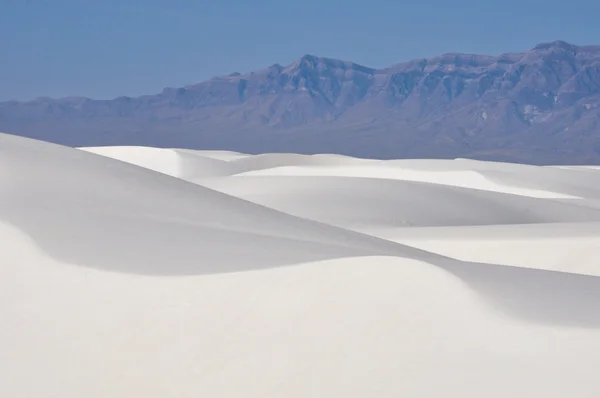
(2, 40), (600, 164)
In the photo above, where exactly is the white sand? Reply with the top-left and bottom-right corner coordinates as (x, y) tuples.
(233, 160), (600, 199)
(82, 146), (238, 179)
(2, 133), (600, 397)
(199, 175), (600, 230)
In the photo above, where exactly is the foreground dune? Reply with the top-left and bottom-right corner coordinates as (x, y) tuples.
(2, 133), (600, 397)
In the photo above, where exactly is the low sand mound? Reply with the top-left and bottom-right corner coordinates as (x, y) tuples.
(82, 146), (237, 178)
(202, 175), (600, 230)
(377, 222), (600, 277)
(227, 152), (377, 174)
(235, 157), (600, 199)
(191, 149), (250, 161)
(384, 158), (600, 199)
(551, 165), (600, 171)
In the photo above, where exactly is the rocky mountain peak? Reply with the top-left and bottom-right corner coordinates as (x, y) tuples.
(533, 40), (578, 52)
(283, 54), (374, 75)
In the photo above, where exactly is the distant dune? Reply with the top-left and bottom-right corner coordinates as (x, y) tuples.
(2, 132), (600, 397)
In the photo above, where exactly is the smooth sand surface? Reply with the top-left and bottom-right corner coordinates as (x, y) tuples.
(2, 133), (600, 397)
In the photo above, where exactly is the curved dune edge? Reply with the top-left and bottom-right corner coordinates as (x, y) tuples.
(3, 230), (600, 397)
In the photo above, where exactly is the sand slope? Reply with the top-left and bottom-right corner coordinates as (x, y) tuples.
(200, 175), (600, 230)
(2, 134), (600, 397)
(2, 134), (440, 274)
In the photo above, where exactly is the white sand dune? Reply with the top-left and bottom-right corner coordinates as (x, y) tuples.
(3, 135), (436, 274)
(226, 152), (378, 174)
(187, 149), (250, 161)
(235, 159), (600, 199)
(200, 175), (600, 230)
(376, 222), (600, 277)
(82, 146), (238, 179)
(3, 133), (600, 397)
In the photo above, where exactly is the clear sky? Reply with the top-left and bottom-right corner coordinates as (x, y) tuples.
(1, 0), (598, 101)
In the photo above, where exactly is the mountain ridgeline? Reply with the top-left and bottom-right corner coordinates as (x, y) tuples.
(2, 40), (600, 164)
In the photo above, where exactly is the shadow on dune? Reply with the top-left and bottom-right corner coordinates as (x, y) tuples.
(0, 208), (400, 275)
(441, 260), (600, 329)
(4, 189), (600, 329)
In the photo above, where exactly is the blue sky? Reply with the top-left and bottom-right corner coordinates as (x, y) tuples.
(1, 0), (598, 101)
